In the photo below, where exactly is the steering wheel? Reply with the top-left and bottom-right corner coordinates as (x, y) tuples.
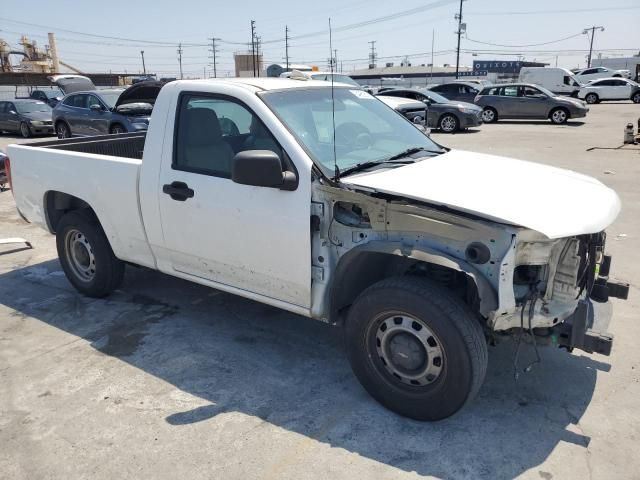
(336, 122), (373, 149)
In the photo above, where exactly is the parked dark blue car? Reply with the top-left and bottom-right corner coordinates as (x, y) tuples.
(52, 79), (162, 138)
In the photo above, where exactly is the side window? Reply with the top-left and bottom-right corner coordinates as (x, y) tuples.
(563, 75), (571, 85)
(7, 103), (16, 112)
(611, 79), (627, 86)
(503, 86), (518, 97)
(582, 68), (597, 75)
(522, 86), (542, 97)
(87, 95), (103, 109)
(484, 87), (500, 96)
(70, 94), (88, 108)
(174, 94), (282, 179)
(62, 95), (75, 106)
(0, 102), (6, 113)
(597, 68), (608, 73)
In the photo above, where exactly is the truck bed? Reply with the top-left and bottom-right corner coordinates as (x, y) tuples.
(28, 132), (146, 160)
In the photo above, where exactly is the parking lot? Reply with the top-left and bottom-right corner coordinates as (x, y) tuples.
(1, 102), (639, 479)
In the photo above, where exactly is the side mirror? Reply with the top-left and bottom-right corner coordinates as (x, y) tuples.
(89, 104), (102, 111)
(232, 150), (297, 191)
(8, 110), (17, 115)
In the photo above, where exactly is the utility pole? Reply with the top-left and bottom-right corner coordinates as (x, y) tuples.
(334, 49), (338, 72)
(454, 0), (466, 79)
(140, 50), (146, 75)
(285, 26), (290, 72)
(430, 29), (434, 81)
(177, 43), (183, 79)
(250, 20), (256, 77)
(368, 40), (377, 68)
(208, 37), (220, 77)
(583, 26), (604, 68)
(256, 36), (261, 77)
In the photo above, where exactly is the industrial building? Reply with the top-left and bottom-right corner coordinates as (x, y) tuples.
(350, 60), (548, 87)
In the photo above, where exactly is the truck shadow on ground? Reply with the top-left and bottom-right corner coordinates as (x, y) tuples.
(1, 259), (608, 479)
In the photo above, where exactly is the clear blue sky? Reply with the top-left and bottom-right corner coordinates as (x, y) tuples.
(1, 0), (638, 77)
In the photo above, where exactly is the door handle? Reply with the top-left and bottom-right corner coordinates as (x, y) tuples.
(163, 181), (195, 201)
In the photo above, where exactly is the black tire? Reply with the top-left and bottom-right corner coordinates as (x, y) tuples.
(612, 74), (621, 78)
(632, 92), (640, 104)
(345, 277), (488, 421)
(56, 211), (125, 298)
(20, 122), (32, 138)
(481, 107), (497, 123)
(439, 113), (459, 133)
(585, 93), (599, 105)
(56, 121), (71, 139)
(549, 107), (569, 125)
(110, 124), (126, 134)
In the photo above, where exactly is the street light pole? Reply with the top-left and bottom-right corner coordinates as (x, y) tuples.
(583, 26), (604, 68)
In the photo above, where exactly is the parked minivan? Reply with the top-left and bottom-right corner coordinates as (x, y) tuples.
(518, 67), (582, 95)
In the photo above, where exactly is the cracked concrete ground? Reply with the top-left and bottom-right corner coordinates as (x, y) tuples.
(1, 101), (639, 480)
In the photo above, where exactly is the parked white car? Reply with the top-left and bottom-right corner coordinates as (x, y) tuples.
(573, 66), (631, 83)
(578, 77), (640, 104)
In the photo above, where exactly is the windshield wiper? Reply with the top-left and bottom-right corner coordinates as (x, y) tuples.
(337, 147), (445, 179)
(387, 146), (444, 160)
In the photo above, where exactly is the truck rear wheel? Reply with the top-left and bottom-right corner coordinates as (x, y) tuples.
(56, 211), (125, 297)
(345, 277), (487, 421)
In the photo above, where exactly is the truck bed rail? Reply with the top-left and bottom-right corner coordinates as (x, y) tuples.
(28, 132), (146, 160)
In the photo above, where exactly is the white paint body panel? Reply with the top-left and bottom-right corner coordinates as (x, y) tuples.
(342, 150), (620, 239)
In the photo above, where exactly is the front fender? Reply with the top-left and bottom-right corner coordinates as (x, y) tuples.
(332, 240), (498, 318)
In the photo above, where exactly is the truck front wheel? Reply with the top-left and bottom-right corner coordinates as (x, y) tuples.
(56, 211), (125, 298)
(345, 277), (487, 421)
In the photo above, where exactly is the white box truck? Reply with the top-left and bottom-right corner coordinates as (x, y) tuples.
(519, 67), (582, 96)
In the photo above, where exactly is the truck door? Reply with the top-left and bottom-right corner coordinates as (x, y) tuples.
(156, 93), (311, 309)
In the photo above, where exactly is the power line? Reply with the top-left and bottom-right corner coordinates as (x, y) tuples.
(465, 31), (586, 48)
(467, 5), (640, 15)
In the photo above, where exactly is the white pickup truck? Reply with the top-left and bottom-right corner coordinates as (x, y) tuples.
(6, 78), (628, 420)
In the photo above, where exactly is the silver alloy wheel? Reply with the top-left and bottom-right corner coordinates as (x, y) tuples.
(633, 93), (640, 104)
(551, 109), (567, 124)
(375, 314), (444, 386)
(20, 123), (30, 138)
(440, 115), (457, 133)
(481, 108), (495, 122)
(585, 93), (598, 104)
(65, 229), (96, 282)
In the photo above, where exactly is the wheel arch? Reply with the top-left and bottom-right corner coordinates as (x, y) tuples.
(44, 190), (100, 234)
(329, 241), (497, 324)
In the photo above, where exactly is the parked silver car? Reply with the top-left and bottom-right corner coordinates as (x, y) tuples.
(474, 83), (589, 124)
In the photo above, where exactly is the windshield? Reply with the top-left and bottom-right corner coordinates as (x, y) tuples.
(311, 73), (360, 87)
(533, 85), (556, 97)
(98, 90), (123, 109)
(15, 102), (51, 113)
(43, 89), (63, 99)
(260, 87), (441, 176)
(422, 90), (450, 104)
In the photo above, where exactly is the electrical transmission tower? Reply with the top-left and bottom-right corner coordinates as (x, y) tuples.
(368, 41), (377, 68)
